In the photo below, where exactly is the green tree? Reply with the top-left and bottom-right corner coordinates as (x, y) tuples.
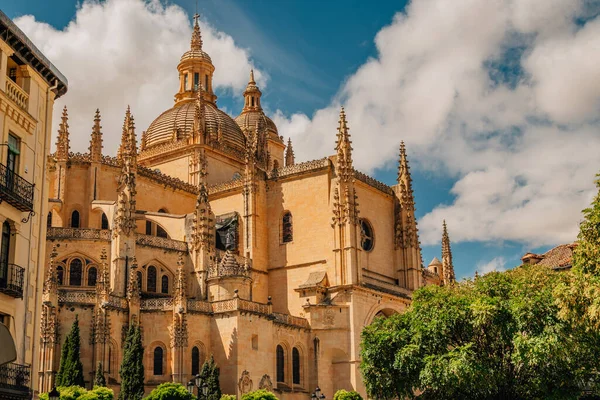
(332, 390), (363, 400)
(56, 315), (85, 387)
(360, 265), (600, 399)
(144, 382), (195, 400)
(200, 355), (221, 400)
(241, 389), (279, 400)
(118, 323), (145, 400)
(94, 362), (106, 387)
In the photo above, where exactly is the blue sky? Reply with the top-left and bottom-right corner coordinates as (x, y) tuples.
(5, 0), (600, 279)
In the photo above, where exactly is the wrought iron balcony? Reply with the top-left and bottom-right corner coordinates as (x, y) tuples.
(0, 163), (34, 212)
(0, 263), (25, 299)
(0, 363), (31, 398)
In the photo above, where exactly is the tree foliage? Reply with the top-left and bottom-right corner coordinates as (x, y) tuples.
(144, 383), (195, 400)
(220, 395), (237, 400)
(94, 362), (106, 387)
(241, 389), (279, 400)
(333, 390), (363, 400)
(200, 355), (221, 400)
(118, 323), (145, 400)
(56, 315), (85, 387)
(360, 265), (600, 399)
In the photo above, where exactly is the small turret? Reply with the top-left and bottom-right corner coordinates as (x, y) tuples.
(285, 137), (295, 166)
(89, 109), (103, 162)
(441, 220), (456, 285)
(56, 106), (70, 162)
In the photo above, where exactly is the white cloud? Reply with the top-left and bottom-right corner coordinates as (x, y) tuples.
(273, 0), (600, 247)
(15, 0), (264, 155)
(477, 257), (507, 274)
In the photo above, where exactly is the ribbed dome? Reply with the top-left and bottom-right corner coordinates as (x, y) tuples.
(235, 112), (281, 142)
(144, 101), (246, 151)
(180, 49), (212, 64)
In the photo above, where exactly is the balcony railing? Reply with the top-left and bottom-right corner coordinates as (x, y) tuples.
(0, 263), (24, 299)
(0, 363), (31, 396)
(4, 79), (29, 111)
(0, 163), (34, 212)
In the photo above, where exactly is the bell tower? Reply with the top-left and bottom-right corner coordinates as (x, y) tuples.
(175, 14), (217, 105)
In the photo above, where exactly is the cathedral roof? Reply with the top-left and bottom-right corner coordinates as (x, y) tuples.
(234, 111), (280, 142)
(144, 100), (246, 152)
(428, 257), (442, 267)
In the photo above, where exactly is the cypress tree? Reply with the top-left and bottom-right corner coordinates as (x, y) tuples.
(94, 362), (106, 387)
(55, 315), (85, 387)
(119, 323), (145, 400)
(200, 355), (221, 400)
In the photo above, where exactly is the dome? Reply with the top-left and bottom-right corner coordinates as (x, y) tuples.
(235, 111), (281, 142)
(144, 100), (246, 151)
(180, 48), (212, 64)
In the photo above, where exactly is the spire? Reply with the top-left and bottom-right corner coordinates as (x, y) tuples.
(190, 13), (202, 51)
(242, 69), (262, 113)
(335, 107), (353, 182)
(42, 245), (59, 301)
(89, 109), (103, 162)
(174, 254), (187, 302)
(127, 257), (141, 300)
(285, 137), (295, 167)
(56, 106), (70, 162)
(114, 107), (138, 236)
(441, 220), (456, 285)
(397, 141), (415, 210)
(96, 248), (110, 296)
(191, 150), (214, 251)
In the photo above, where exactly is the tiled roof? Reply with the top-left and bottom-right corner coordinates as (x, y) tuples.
(536, 243), (577, 270)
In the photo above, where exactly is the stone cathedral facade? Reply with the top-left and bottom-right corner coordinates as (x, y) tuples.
(37, 16), (455, 399)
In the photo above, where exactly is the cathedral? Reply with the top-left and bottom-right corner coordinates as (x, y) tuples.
(38, 15), (455, 399)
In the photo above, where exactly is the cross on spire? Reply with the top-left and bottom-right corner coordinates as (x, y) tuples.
(191, 13), (202, 51)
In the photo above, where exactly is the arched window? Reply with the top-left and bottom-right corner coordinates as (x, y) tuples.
(359, 219), (375, 252)
(69, 259), (83, 286)
(147, 266), (157, 292)
(136, 271), (143, 291)
(56, 266), (64, 285)
(156, 209), (168, 238)
(107, 346), (112, 374)
(145, 221), (152, 235)
(87, 266), (97, 286)
(282, 212), (293, 243)
(204, 75), (209, 92)
(276, 345), (285, 383)
(292, 347), (301, 385)
(161, 275), (169, 294)
(101, 213), (109, 230)
(191, 346), (200, 376)
(0, 221), (10, 284)
(47, 212), (52, 228)
(153, 347), (163, 375)
(70, 210), (80, 228)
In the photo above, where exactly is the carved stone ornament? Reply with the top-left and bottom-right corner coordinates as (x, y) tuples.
(238, 370), (253, 394)
(259, 374), (273, 392)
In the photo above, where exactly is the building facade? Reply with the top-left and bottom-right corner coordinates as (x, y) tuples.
(0, 10), (68, 400)
(38, 16), (452, 398)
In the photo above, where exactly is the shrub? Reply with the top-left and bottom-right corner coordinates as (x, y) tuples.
(220, 396), (236, 400)
(144, 383), (195, 400)
(82, 386), (114, 400)
(333, 390), (363, 400)
(39, 386), (89, 400)
(241, 389), (279, 400)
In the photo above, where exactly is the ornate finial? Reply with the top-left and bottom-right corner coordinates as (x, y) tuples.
(43, 245), (59, 298)
(56, 106), (70, 162)
(114, 107), (138, 237)
(441, 220), (456, 285)
(174, 254), (187, 301)
(249, 69), (255, 84)
(127, 257), (141, 300)
(397, 141), (415, 209)
(191, 150), (214, 251)
(191, 13), (202, 51)
(285, 137), (295, 167)
(89, 108), (103, 162)
(335, 106), (353, 182)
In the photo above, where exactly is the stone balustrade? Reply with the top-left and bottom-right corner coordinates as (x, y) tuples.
(4, 79), (28, 110)
(136, 234), (188, 252)
(140, 297), (173, 311)
(47, 227), (111, 241)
